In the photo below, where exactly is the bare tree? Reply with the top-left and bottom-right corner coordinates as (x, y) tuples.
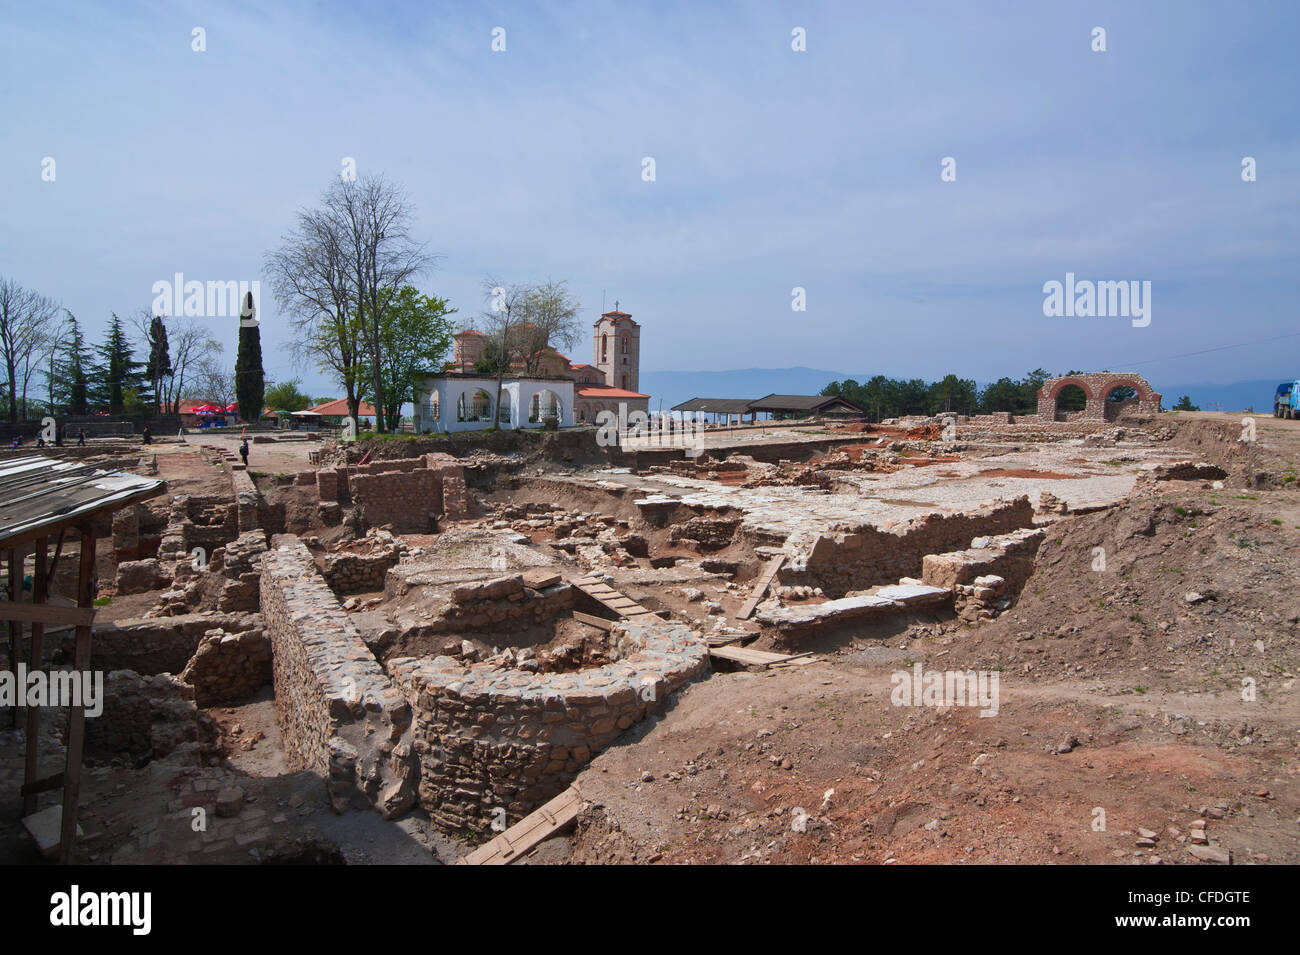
(40, 310), (73, 416)
(183, 355), (236, 407)
(478, 278), (534, 428)
(331, 175), (432, 432)
(518, 278), (582, 375)
(0, 277), (57, 422)
(266, 194), (367, 423)
(165, 318), (221, 414)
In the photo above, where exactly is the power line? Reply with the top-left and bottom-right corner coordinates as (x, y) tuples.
(1091, 330), (1300, 373)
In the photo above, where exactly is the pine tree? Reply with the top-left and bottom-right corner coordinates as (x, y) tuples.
(50, 313), (90, 414)
(234, 291), (264, 423)
(90, 314), (144, 414)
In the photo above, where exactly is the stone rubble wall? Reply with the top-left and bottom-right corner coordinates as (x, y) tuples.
(320, 541), (405, 594)
(921, 527), (1046, 592)
(87, 612), (263, 675)
(179, 626), (273, 706)
(74, 670), (212, 768)
(780, 496), (1036, 597)
(384, 571), (576, 638)
(260, 537), (417, 818)
(388, 619), (709, 833)
(317, 452), (470, 529)
(232, 468), (260, 533)
(350, 469), (443, 532)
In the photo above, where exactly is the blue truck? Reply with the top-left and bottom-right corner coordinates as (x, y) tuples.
(1274, 381), (1300, 418)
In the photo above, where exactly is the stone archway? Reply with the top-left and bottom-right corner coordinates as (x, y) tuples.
(1037, 373), (1161, 422)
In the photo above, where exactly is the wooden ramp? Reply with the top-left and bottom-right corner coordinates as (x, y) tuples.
(457, 786), (584, 865)
(736, 555), (785, 620)
(571, 575), (658, 621)
(709, 645), (816, 669)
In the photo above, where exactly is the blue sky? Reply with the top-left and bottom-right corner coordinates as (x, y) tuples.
(2, 0), (1298, 402)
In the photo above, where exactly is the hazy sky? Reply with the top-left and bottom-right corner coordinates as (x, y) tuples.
(3, 1), (1297, 400)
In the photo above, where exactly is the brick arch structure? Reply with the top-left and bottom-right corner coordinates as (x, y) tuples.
(1037, 373), (1161, 422)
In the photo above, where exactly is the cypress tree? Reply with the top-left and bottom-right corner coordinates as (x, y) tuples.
(235, 291), (264, 423)
(145, 315), (172, 415)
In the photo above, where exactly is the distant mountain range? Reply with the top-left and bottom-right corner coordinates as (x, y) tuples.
(639, 367), (1286, 415)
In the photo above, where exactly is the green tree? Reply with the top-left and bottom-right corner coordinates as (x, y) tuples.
(978, 377), (1020, 413)
(367, 285), (457, 430)
(90, 314), (144, 414)
(1173, 395), (1199, 411)
(928, 374), (978, 415)
(235, 292), (265, 423)
(144, 315), (172, 415)
(264, 378), (313, 413)
(48, 310), (89, 415)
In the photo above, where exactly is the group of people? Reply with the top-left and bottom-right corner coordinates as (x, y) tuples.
(7, 424), (249, 464)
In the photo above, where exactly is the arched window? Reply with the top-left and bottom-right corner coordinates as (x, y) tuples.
(529, 390), (563, 423)
(458, 389), (492, 422)
(601, 334), (608, 361)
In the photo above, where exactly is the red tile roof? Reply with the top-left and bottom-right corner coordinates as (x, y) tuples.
(577, 385), (649, 399)
(306, 399), (378, 417)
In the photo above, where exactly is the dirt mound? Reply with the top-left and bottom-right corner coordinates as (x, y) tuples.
(944, 489), (1300, 690)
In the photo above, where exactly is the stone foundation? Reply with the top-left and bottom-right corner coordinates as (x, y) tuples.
(388, 618), (708, 832)
(780, 496), (1036, 597)
(921, 527), (1046, 592)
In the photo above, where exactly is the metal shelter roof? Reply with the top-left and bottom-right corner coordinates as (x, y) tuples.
(0, 456), (165, 549)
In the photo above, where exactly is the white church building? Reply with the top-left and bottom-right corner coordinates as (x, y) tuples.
(411, 374), (574, 433)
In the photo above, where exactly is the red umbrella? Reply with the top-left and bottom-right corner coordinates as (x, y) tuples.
(225, 403), (239, 414)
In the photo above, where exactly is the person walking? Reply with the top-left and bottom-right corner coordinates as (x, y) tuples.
(239, 437), (250, 468)
(142, 425), (152, 445)
(77, 428), (85, 447)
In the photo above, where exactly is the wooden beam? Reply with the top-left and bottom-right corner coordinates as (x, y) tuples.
(59, 526), (94, 865)
(457, 786), (584, 865)
(21, 771), (64, 797)
(736, 555), (784, 620)
(572, 611), (614, 631)
(0, 603), (94, 628)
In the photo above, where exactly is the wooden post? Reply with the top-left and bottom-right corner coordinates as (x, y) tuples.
(7, 545), (23, 731)
(22, 537), (47, 815)
(59, 526), (95, 864)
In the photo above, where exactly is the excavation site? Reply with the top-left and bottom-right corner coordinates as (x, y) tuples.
(3, 400), (1296, 867)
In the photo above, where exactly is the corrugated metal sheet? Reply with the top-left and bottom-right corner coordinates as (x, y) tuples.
(0, 456), (165, 546)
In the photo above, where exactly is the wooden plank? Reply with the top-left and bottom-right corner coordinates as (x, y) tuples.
(457, 786), (584, 865)
(572, 611), (614, 631)
(736, 555), (784, 620)
(709, 644), (811, 668)
(0, 603), (95, 628)
(522, 570), (561, 589)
